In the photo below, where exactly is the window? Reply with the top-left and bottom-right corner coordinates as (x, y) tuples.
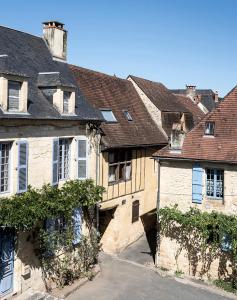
(206, 168), (223, 199)
(108, 149), (132, 183)
(63, 91), (71, 114)
(58, 139), (70, 180)
(123, 110), (133, 121)
(8, 80), (21, 111)
(0, 143), (11, 192)
(100, 109), (117, 122)
(204, 122), (215, 135)
(132, 200), (140, 223)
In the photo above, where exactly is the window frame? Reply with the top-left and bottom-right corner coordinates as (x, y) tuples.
(58, 138), (71, 181)
(206, 168), (224, 200)
(8, 80), (22, 112)
(123, 110), (133, 121)
(100, 109), (117, 123)
(132, 200), (140, 223)
(0, 142), (11, 194)
(108, 149), (132, 184)
(204, 122), (215, 136)
(63, 91), (71, 114)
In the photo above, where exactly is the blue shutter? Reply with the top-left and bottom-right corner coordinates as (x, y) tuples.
(77, 137), (87, 180)
(221, 233), (232, 252)
(192, 162), (203, 204)
(72, 208), (82, 245)
(52, 138), (59, 185)
(18, 141), (28, 193)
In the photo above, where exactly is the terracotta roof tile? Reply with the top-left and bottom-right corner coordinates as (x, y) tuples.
(70, 65), (167, 149)
(154, 86), (237, 163)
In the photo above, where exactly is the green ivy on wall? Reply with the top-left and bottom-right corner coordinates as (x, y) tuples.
(159, 205), (237, 288)
(0, 179), (105, 289)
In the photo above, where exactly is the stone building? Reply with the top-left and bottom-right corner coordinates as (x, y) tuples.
(70, 68), (206, 253)
(0, 22), (102, 297)
(154, 86), (237, 279)
(128, 76), (205, 141)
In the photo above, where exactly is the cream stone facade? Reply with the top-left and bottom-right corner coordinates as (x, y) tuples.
(0, 120), (99, 297)
(99, 148), (158, 253)
(157, 159), (237, 279)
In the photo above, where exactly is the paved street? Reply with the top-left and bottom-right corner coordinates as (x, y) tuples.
(67, 235), (233, 300)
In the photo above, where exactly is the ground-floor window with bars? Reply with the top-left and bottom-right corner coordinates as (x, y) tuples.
(108, 149), (132, 184)
(0, 143), (11, 192)
(206, 168), (224, 199)
(58, 139), (70, 180)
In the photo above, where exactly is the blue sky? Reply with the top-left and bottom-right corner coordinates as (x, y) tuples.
(0, 0), (236, 96)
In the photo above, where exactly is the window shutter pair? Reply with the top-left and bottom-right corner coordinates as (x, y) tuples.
(18, 141), (28, 193)
(192, 162), (203, 204)
(52, 137), (88, 185)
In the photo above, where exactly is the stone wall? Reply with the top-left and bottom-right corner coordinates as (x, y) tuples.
(158, 159), (237, 279)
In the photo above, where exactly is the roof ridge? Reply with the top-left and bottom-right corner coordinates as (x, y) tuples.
(0, 25), (42, 40)
(70, 64), (127, 82)
(128, 74), (163, 86)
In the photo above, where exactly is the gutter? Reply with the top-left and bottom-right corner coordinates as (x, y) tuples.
(155, 159), (161, 267)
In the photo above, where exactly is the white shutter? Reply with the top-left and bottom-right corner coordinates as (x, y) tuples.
(52, 138), (59, 185)
(77, 137), (88, 179)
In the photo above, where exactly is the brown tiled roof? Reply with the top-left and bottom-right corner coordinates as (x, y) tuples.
(129, 75), (189, 112)
(70, 65), (167, 149)
(154, 86), (237, 163)
(175, 95), (205, 124)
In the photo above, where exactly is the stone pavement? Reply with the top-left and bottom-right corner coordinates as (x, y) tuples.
(67, 235), (234, 300)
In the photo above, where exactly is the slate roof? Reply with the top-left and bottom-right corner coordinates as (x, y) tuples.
(170, 89), (217, 112)
(70, 65), (167, 149)
(0, 26), (102, 121)
(154, 86), (237, 164)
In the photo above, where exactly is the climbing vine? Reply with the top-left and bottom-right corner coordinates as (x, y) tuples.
(159, 205), (237, 288)
(0, 179), (105, 288)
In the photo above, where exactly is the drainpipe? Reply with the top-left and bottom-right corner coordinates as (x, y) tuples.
(155, 158), (161, 267)
(95, 132), (101, 232)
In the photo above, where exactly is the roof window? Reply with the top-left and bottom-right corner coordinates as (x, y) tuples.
(123, 110), (133, 121)
(101, 109), (117, 122)
(204, 122), (215, 136)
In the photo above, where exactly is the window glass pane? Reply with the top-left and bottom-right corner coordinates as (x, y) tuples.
(101, 110), (117, 122)
(205, 122), (215, 135)
(8, 81), (21, 111)
(124, 110), (133, 121)
(78, 140), (86, 158)
(0, 143), (10, 192)
(59, 139), (70, 180)
(108, 165), (117, 182)
(125, 163), (131, 180)
(63, 91), (70, 114)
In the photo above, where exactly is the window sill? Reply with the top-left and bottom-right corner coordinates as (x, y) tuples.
(203, 135), (215, 138)
(108, 179), (131, 186)
(206, 196), (223, 201)
(4, 111), (30, 115)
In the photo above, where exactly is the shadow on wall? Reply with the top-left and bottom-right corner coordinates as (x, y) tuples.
(141, 210), (157, 263)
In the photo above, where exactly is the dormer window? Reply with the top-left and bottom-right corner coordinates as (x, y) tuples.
(101, 109), (117, 122)
(63, 91), (71, 114)
(8, 81), (21, 111)
(123, 110), (133, 121)
(205, 122), (215, 136)
(0, 75), (28, 113)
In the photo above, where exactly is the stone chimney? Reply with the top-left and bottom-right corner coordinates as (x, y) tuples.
(43, 21), (67, 61)
(214, 91), (219, 103)
(186, 85), (196, 100)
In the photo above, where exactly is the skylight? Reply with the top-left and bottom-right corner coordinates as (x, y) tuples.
(100, 109), (117, 122)
(123, 110), (133, 121)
